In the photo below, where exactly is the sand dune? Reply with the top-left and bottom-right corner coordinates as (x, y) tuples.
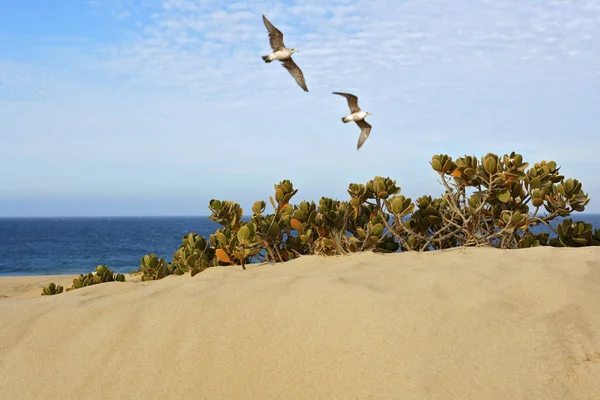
(1, 246), (599, 399)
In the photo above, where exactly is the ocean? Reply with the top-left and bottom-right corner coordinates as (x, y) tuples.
(1, 214), (599, 276)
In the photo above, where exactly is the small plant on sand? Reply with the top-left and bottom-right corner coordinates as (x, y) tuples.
(140, 253), (174, 281)
(41, 282), (64, 295)
(549, 219), (600, 247)
(65, 265), (125, 291)
(207, 199), (264, 269)
(248, 180), (299, 262)
(172, 233), (216, 276)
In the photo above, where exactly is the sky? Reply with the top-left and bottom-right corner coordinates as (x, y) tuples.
(1, 0), (600, 217)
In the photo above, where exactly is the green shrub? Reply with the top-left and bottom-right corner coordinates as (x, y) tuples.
(140, 253), (173, 281)
(41, 282), (63, 296)
(65, 265), (125, 292)
(172, 233), (215, 276)
(138, 151), (596, 274)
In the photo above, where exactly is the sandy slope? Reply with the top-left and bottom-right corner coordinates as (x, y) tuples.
(1, 246), (599, 399)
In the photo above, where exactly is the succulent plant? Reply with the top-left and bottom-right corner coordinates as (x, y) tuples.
(93, 265), (125, 283)
(453, 155), (483, 186)
(318, 198), (348, 232)
(430, 154), (457, 175)
(365, 176), (401, 200)
(41, 282), (64, 296)
(140, 254), (173, 281)
(172, 233), (215, 277)
(518, 232), (548, 248)
(375, 235), (400, 253)
(208, 221), (264, 270)
(252, 200), (266, 215)
(208, 200), (244, 229)
(233, 222), (264, 268)
(387, 195), (414, 218)
(270, 180), (298, 211)
(169, 151), (595, 269)
(420, 152), (594, 249)
(499, 210), (529, 232)
(69, 273), (92, 290)
(66, 265), (125, 291)
(405, 196), (444, 236)
(246, 180), (306, 263)
(550, 219), (598, 247)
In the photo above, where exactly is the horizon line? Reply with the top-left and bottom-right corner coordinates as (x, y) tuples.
(1, 213), (600, 219)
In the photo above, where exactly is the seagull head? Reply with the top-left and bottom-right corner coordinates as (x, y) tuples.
(366, 112), (373, 116)
(290, 48), (299, 54)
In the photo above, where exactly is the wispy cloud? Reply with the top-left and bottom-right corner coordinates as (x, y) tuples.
(83, 0), (600, 91)
(1, 0), (600, 215)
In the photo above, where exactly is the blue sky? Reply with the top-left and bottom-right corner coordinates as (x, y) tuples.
(1, 0), (600, 216)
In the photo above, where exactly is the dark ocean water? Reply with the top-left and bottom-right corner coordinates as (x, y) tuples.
(0, 217), (221, 276)
(0, 214), (599, 276)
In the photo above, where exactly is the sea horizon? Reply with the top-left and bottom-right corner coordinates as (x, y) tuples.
(3, 212), (600, 219)
(1, 214), (599, 277)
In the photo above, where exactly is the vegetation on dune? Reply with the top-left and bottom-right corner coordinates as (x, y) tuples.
(65, 265), (125, 291)
(144, 151), (599, 278)
(173, 233), (215, 276)
(41, 282), (64, 296)
(41, 151), (600, 294)
(41, 265), (125, 296)
(139, 253), (174, 281)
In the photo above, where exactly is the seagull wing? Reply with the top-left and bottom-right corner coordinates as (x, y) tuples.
(262, 15), (286, 51)
(332, 92), (361, 113)
(281, 58), (309, 92)
(355, 119), (372, 150)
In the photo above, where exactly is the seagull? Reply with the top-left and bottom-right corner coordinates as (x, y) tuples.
(261, 14), (308, 92)
(333, 92), (373, 150)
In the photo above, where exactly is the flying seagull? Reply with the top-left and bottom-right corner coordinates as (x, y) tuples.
(333, 92), (373, 150)
(261, 14), (308, 92)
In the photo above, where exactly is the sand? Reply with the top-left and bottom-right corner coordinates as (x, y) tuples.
(1, 246), (599, 399)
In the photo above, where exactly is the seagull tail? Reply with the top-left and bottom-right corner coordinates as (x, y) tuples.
(262, 55), (272, 63)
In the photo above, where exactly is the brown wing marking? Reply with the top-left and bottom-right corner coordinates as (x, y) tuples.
(262, 15), (285, 51)
(355, 119), (372, 150)
(282, 58), (309, 92)
(332, 92), (361, 113)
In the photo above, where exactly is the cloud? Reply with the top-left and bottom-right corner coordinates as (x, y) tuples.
(78, 0), (600, 107)
(1, 0), (600, 215)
